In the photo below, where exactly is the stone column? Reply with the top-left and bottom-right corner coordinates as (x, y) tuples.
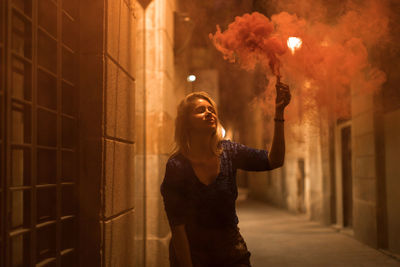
(136, 0), (181, 266)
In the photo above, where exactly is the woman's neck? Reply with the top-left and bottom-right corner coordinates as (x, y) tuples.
(188, 131), (214, 160)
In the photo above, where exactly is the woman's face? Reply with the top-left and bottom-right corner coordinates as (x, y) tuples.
(188, 98), (217, 132)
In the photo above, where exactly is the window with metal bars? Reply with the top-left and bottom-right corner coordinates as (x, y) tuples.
(2, 0), (79, 266)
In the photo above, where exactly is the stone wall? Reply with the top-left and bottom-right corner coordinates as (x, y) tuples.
(303, 120), (324, 221)
(69, 0), (400, 264)
(255, 99), (335, 224)
(384, 109), (400, 254)
(102, 0), (137, 265)
(78, 0), (104, 265)
(136, 0), (180, 266)
(351, 87), (379, 247)
(79, 0), (137, 265)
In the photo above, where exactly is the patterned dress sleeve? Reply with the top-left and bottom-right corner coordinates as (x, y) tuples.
(160, 158), (189, 227)
(228, 140), (272, 171)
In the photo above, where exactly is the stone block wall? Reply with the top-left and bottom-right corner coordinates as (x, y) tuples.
(304, 121), (324, 222)
(78, 0), (137, 266)
(260, 105), (335, 224)
(102, 0), (137, 266)
(282, 133), (306, 213)
(319, 115), (336, 225)
(136, 0), (181, 266)
(78, 0), (105, 265)
(384, 109), (400, 254)
(351, 89), (379, 247)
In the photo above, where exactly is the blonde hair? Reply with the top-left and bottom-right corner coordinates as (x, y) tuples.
(173, 91), (224, 157)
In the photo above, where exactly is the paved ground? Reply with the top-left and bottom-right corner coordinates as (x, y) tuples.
(236, 200), (400, 267)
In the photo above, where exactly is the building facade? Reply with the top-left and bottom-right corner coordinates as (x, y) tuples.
(1, 0), (399, 266)
(0, 0), (181, 266)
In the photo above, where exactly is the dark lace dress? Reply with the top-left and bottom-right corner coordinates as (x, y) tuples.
(160, 140), (272, 267)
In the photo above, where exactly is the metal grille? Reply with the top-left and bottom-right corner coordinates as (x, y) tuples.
(2, 0), (79, 266)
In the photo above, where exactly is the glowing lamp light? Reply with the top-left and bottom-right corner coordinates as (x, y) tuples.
(221, 127), (226, 138)
(187, 74), (196, 82)
(287, 37), (302, 55)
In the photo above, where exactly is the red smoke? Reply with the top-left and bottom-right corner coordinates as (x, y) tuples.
(209, 12), (286, 76)
(210, 0), (389, 121)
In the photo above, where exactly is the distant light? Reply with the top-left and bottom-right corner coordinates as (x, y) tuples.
(221, 127), (226, 138)
(187, 75), (196, 82)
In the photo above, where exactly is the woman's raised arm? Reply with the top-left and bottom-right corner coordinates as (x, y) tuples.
(268, 79), (291, 169)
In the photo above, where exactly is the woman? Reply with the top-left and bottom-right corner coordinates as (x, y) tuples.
(161, 79), (291, 267)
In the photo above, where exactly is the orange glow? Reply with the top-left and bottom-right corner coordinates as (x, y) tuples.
(287, 37), (302, 55)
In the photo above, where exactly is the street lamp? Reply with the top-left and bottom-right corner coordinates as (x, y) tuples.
(187, 74), (196, 82)
(187, 74), (196, 92)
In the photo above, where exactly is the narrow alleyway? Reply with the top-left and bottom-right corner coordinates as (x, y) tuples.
(237, 200), (400, 267)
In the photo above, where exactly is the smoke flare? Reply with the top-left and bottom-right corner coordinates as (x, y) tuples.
(210, 0), (390, 121)
(209, 12), (286, 76)
(287, 37), (302, 54)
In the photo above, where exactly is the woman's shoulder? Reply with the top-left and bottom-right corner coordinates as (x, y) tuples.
(166, 153), (187, 171)
(220, 139), (241, 152)
(220, 140), (260, 158)
(163, 153), (189, 186)
(220, 139), (232, 147)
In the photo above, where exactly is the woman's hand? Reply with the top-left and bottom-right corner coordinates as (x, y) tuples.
(275, 77), (291, 112)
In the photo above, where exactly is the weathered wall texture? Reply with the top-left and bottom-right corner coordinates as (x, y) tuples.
(136, 0), (181, 266)
(79, 0), (104, 265)
(134, 3), (146, 265)
(351, 87), (379, 247)
(79, 0), (137, 266)
(246, 92), (332, 224)
(384, 109), (400, 254)
(285, 119), (321, 219)
(102, 0), (137, 266)
(302, 121), (325, 222)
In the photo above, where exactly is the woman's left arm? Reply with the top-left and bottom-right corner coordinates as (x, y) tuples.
(268, 79), (291, 169)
